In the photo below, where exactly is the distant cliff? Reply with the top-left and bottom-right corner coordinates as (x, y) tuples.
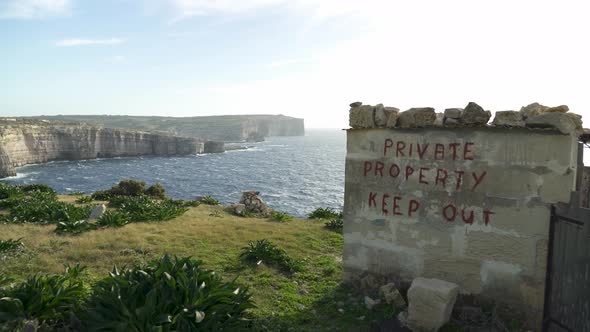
(0, 119), (201, 178)
(31, 114), (305, 142)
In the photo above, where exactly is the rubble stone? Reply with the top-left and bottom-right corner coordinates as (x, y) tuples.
(407, 278), (459, 332)
(461, 102), (491, 125)
(379, 283), (407, 308)
(526, 112), (579, 135)
(546, 105), (569, 113)
(350, 101), (362, 108)
(492, 111), (525, 127)
(349, 105), (375, 128)
(397, 108), (436, 128)
(520, 102), (549, 119)
(443, 108), (463, 119)
(239, 191), (272, 216)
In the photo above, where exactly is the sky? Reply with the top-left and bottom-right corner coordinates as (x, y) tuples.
(0, 0), (589, 128)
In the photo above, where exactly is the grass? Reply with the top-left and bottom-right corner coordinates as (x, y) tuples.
(0, 198), (394, 331)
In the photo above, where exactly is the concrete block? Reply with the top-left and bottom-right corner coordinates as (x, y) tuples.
(526, 112), (578, 135)
(492, 111), (525, 127)
(407, 277), (459, 331)
(398, 108), (436, 128)
(350, 105), (375, 128)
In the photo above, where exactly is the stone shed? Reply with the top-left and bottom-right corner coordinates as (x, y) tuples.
(343, 102), (588, 329)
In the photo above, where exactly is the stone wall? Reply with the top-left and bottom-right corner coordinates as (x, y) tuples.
(0, 121), (201, 178)
(343, 101), (583, 327)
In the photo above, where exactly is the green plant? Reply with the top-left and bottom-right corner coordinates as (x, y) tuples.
(198, 196), (220, 206)
(83, 255), (254, 331)
(96, 210), (130, 228)
(271, 211), (293, 222)
(55, 220), (97, 235)
(68, 191), (85, 196)
(0, 268), (86, 329)
(145, 183), (166, 199)
(108, 196), (188, 222)
(91, 190), (112, 201)
(0, 238), (24, 254)
(110, 179), (146, 196)
(324, 215), (344, 232)
(308, 207), (341, 220)
(240, 239), (302, 272)
(0, 184), (23, 200)
(18, 184), (56, 195)
(75, 196), (94, 204)
(3, 192), (92, 224)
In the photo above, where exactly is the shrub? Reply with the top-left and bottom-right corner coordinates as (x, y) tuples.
(145, 183), (166, 199)
(55, 220), (97, 235)
(271, 211), (293, 222)
(0, 238), (24, 254)
(240, 239), (302, 272)
(18, 184), (56, 195)
(75, 196), (94, 204)
(68, 191), (85, 196)
(0, 268), (86, 329)
(198, 196), (220, 205)
(0, 184), (23, 200)
(96, 210), (130, 228)
(324, 216), (344, 232)
(91, 190), (112, 201)
(108, 196), (187, 222)
(83, 255), (254, 331)
(5, 192), (92, 224)
(308, 207), (341, 219)
(110, 179), (146, 196)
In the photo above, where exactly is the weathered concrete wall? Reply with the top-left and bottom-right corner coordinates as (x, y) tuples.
(343, 126), (579, 325)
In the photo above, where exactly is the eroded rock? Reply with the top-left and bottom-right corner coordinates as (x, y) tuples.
(239, 191), (272, 216)
(526, 112), (579, 135)
(407, 278), (459, 332)
(398, 108), (436, 128)
(349, 105), (375, 128)
(520, 102), (549, 119)
(546, 105), (569, 113)
(461, 102), (491, 125)
(492, 111), (525, 127)
(350, 101), (362, 108)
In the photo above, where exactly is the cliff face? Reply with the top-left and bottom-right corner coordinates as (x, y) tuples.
(31, 114), (305, 142)
(0, 122), (201, 178)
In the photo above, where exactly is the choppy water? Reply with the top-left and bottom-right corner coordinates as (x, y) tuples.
(0, 129), (346, 217)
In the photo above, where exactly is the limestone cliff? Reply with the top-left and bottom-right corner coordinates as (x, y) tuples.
(31, 114), (305, 142)
(0, 120), (201, 178)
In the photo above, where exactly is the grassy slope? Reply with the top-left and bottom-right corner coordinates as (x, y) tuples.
(0, 197), (395, 331)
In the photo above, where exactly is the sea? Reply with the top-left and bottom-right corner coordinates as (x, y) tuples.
(0, 129), (346, 218)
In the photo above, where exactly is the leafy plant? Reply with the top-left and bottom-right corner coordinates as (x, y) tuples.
(198, 196), (220, 206)
(110, 179), (146, 197)
(271, 211), (293, 222)
(308, 207), (341, 220)
(0, 238), (24, 254)
(108, 196), (187, 222)
(0, 268), (86, 329)
(55, 220), (97, 235)
(0, 184), (23, 200)
(3, 192), (92, 224)
(240, 239), (302, 272)
(91, 190), (112, 201)
(68, 191), (85, 196)
(83, 255), (254, 331)
(324, 216), (344, 232)
(75, 196), (94, 204)
(96, 210), (130, 228)
(18, 184), (56, 195)
(146, 183), (166, 199)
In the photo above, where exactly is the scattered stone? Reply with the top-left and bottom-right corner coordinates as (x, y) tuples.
(88, 204), (107, 220)
(520, 102), (549, 119)
(407, 277), (459, 332)
(546, 105), (569, 113)
(349, 105), (375, 129)
(239, 191), (272, 216)
(461, 102), (491, 125)
(492, 111), (525, 127)
(526, 112), (579, 135)
(364, 296), (380, 310)
(22, 321), (38, 332)
(379, 283), (407, 308)
(350, 101), (362, 108)
(397, 108), (436, 128)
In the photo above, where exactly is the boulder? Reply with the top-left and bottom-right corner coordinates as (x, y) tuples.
(379, 282), (407, 308)
(520, 102), (549, 119)
(443, 108), (463, 120)
(375, 104), (400, 128)
(492, 111), (525, 127)
(546, 105), (569, 113)
(349, 105), (375, 129)
(461, 102), (491, 125)
(397, 108), (436, 128)
(231, 203), (246, 216)
(526, 112), (579, 135)
(350, 101), (362, 108)
(88, 204), (107, 220)
(239, 191), (272, 216)
(385, 107), (400, 128)
(407, 278), (459, 332)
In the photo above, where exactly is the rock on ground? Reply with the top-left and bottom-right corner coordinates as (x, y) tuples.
(407, 277), (459, 332)
(230, 203), (246, 216)
(239, 191), (272, 216)
(397, 108), (436, 128)
(88, 204), (107, 220)
(379, 282), (407, 308)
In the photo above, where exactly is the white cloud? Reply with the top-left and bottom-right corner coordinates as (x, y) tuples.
(0, 0), (70, 19)
(55, 38), (125, 47)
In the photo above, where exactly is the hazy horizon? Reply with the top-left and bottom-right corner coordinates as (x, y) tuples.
(1, 0), (589, 129)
